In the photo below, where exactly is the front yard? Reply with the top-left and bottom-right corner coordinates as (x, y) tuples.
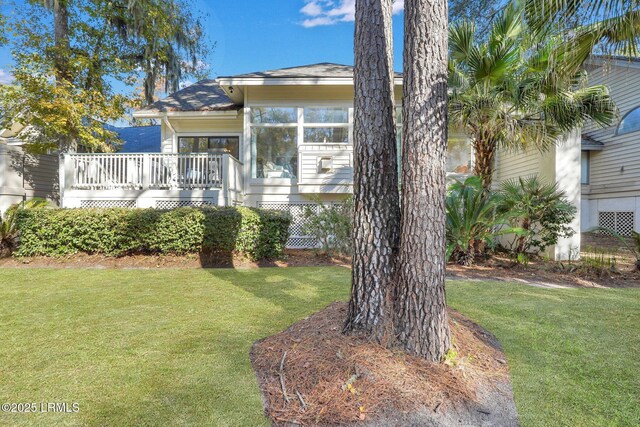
(0, 268), (638, 426)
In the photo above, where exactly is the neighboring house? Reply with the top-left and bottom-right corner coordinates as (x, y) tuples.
(580, 56), (640, 237)
(494, 55), (640, 259)
(0, 127), (59, 214)
(60, 63), (473, 248)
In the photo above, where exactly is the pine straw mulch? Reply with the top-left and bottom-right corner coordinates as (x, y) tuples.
(250, 302), (512, 426)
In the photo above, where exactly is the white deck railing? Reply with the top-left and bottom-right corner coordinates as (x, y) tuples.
(62, 153), (235, 190)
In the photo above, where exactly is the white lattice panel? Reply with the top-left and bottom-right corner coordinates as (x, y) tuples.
(155, 200), (215, 209)
(80, 200), (136, 208)
(598, 211), (635, 236)
(258, 202), (319, 248)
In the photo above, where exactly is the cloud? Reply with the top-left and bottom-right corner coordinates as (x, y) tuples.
(0, 69), (13, 84)
(300, 0), (404, 28)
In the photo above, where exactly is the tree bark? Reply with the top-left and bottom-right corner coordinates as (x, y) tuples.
(52, 0), (77, 152)
(394, 0), (451, 361)
(473, 137), (497, 191)
(53, 0), (71, 86)
(344, 0), (400, 340)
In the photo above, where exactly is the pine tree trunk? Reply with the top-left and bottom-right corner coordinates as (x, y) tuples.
(53, 0), (70, 86)
(393, 0), (451, 361)
(53, 0), (77, 152)
(344, 0), (400, 340)
(473, 138), (497, 191)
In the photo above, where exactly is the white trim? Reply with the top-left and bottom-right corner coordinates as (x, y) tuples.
(217, 77), (403, 87)
(133, 110), (240, 119)
(248, 100), (354, 108)
(585, 57), (640, 71)
(175, 132), (243, 160)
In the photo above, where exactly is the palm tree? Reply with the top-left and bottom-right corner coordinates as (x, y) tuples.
(525, 0), (640, 73)
(448, 2), (617, 190)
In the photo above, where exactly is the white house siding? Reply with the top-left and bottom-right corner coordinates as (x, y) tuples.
(0, 144), (59, 213)
(581, 60), (640, 234)
(494, 147), (553, 185)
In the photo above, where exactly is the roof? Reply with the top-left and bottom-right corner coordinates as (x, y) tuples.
(107, 125), (161, 153)
(136, 80), (238, 114)
(219, 62), (403, 79)
(582, 134), (605, 151)
(134, 63), (403, 115)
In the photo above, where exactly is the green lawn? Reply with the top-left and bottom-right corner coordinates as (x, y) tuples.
(0, 268), (638, 427)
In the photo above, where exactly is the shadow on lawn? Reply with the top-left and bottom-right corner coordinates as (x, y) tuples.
(82, 271), (350, 426)
(205, 267), (350, 311)
(86, 332), (268, 426)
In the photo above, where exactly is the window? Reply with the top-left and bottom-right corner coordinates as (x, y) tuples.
(395, 107), (472, 174)
(303, 107), (349, 144)
(250, 108), (298, 179)
(581, 151), (590, 184)
(178, 136), (239, 159)
(617, 106), (640, 135)
(251, 128), (298, 179)
(447, 133), (472, 173)
(250, 107), (297, 124)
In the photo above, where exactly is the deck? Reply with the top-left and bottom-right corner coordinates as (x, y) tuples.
(60, 153), (243, 208)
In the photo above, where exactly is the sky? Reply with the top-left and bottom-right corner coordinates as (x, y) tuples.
(0, 0), (407, 87)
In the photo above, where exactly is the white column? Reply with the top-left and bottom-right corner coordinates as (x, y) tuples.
(553, 130), (582, 261)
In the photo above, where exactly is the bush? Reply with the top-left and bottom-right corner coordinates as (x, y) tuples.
(497, 175), (576, 256)
(0, 198), (50, 254)
(446, 176), (505, 265)
(14, 207), (291, 260)
(303, 198), (352, 255)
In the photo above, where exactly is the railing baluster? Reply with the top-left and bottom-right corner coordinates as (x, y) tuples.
(66, 153), (230, 190)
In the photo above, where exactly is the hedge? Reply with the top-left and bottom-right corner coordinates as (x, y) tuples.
(14, 207), (291, 259)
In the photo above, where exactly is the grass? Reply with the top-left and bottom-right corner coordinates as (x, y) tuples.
(0, 267), (638, 426)
(447, 280), (640, 427)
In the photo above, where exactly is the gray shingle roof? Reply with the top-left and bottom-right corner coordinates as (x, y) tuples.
(136, 63), (403, 114)
(138, 80), (237, 113)
(220, 62), (403, 79)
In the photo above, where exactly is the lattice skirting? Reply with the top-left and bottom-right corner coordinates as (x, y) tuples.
(155, 200), (215, 209)
(257, 202), (320, 249)
(598, 211), (635, 236)
(80, 200), (136, 208)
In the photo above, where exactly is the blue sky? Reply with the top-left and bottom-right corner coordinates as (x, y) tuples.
(0, 0), (406, 86)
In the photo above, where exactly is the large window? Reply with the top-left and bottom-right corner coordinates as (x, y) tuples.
(303, 107), (349, 144)
(617, 106), (640, 135)
(178, 136), (239, 159)
(250, 108), (298, 179)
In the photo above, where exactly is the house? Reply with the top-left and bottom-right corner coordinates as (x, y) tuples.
(60, 63), (473, 248)
(580, 56), (640, 238)
(494, 55), (640, 259)
(0, 127), (59, 213)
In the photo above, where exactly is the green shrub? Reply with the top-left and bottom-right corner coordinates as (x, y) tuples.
(0, 198), (50, 254)
(303, 197), (352, 255)
(497, 176), (576, 256)
(446, 176), (505, 265)
(14, 207), (291, 260)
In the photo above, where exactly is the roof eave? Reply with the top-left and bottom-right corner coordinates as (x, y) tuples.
(132, 109), (240, 119)
(585, 56), (640, 70)
(217, 77), (404, 86)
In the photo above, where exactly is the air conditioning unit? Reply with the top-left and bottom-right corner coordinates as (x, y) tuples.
(319, 157), (333, 172)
